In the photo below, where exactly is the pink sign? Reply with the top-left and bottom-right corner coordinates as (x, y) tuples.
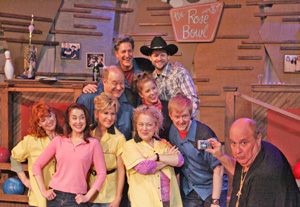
(170, 2), (224, 42)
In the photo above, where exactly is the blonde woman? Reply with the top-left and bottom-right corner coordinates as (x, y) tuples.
(122, 105), (184, 207)
(88, 92), (126, 207)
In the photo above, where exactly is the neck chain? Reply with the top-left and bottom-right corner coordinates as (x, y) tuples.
(235, 168), (248, 207)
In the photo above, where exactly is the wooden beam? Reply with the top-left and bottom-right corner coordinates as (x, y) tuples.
(74, 14), (111, 20)
(217, 35), (249, 39)
(193, 78), (210, 83)
(74, 3), (134, 12)
(254, 11), (300, 17)
(0, 163), (28, 171)
(0, 37), (59, 46)
(139, 23), (172, 26)
(242, 40), (300, 44)
(125, 32), (167, 36)
(216, 66), (254, 70)
(198, 92), (221, 96)
(238, 45), (262, 49)
(50, 30), (103, 36)
(146, 6), (172, 10)
(237, 56), (263, 61)
(150, 11), (169, 16)
(74, 24), (96, 29)
(0, 194), (28, 203)
(224, 4), (242, 8)
(0, 20), (29, 27)
(280, 46), (300, 50)
(238, 56), (262, 60)
(0, 26), (42, 34)
(0, 12), (52, 22)
(199, 103), (225, 107)
(247, 0), (300, 5)
(282, 17), (300, 22)
(59, 8), (91, 13)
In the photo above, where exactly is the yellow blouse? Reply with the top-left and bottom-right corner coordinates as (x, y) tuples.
(11, 135), (55, 207)
(122, 139), (182, 207)
(88, 127), (126, 203)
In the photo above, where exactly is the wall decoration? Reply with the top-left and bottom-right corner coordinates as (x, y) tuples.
(61, 43), (80, 59)
(284, 55), (300, 73)
(86, 53), (105, 68)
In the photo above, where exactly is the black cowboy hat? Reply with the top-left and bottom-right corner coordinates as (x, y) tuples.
(140, 36), (178, 56)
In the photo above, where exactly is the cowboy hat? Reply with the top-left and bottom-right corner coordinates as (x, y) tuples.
(140, 36), (178, 56)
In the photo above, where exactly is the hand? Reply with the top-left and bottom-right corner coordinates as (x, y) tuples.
(42, 189), (56, 200)
(168, 145), (179, 154)
(75, 194), (89, 204)
(206, 138), (223, 159)
(22, 177), (32, 191)
(109, 196), (122, 207)
(172, 61), (183, 70)
(83, 84), (98, 93)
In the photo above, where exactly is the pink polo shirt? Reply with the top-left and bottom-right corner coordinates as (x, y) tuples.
(33, 136), (107, 194)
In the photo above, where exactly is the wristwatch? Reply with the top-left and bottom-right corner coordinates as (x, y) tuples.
(211, 198), (220, 205)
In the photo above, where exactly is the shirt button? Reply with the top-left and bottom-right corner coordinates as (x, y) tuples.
(158, 187), (160, 189)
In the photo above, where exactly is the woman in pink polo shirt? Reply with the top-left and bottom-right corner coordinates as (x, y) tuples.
(33, 103), (107, 207)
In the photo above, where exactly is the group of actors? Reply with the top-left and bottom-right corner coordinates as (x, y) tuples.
(10, 36), (300, 207)
(61, 43), (80, 59)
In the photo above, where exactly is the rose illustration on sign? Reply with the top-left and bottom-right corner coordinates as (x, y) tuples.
(170, 2), (224, 42)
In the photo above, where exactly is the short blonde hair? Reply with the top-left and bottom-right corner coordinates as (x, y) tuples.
(94, 92), (120, 113)
(132, 105), (163, 142)
(168, 94), (193, 115)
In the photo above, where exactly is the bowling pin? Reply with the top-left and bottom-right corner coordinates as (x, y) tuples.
(4, 51), (14, 79)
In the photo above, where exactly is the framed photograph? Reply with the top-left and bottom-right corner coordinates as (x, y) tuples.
(61, 43), (80, 59)
(284, 55), (300, 73)
(86, 53), (105, 68)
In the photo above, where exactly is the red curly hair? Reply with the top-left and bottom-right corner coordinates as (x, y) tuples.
(27, 101), (63, 137)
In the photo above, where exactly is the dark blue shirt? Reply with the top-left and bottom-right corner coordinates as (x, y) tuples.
(169, 119), (228, 200)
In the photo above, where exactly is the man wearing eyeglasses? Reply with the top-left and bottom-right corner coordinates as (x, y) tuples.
(77, 65), (133, 141)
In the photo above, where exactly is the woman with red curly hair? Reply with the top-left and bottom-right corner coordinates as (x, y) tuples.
(10, 101), (63, 207)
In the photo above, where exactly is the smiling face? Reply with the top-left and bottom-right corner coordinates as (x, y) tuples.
(103, 67), (125, 99)
(69, 108), (86, 134)
(136, 114), (157, 143)
(230, 119), (261, 171)
(149, 50), (170, 74)
(169, 107), (192, 133)
(95, 106), (116, 131)
(114, 42), (133, 71)
(139, 80), (158, 105)
(39, 112), (56, 134)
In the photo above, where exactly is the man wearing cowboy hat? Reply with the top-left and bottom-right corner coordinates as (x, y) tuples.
(140, 36), (200, 117)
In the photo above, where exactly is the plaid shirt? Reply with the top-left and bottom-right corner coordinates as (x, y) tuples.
(153, 63), (200, 117)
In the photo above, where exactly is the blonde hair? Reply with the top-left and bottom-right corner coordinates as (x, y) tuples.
(168, 94), (193, 115)
(94, 92), (120, 113)
(132, 105), (163, 142)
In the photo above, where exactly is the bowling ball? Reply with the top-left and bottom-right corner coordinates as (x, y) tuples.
(3, 177), (25, 195)
(0, 146), (10, 163)
(294, 162), (300, 179)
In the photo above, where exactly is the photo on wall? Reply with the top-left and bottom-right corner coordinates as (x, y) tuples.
(61, 43), (80, 59)
(86, 53), (105, 68)
(284, 55), (300, 73)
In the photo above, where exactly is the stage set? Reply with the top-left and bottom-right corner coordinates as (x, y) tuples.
(0, 0), (300, 206)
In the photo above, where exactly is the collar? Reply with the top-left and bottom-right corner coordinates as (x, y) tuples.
(183, 118), (196, 142)
(107, 125), (116, 134)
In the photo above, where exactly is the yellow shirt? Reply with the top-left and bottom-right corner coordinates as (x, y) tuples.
(11, 135), (55, 207)
(122, 139), (183, 207)
(88, 127), (126, 203)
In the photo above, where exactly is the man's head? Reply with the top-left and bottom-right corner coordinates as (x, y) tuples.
(168, 95), (193, 133)
(114, 37), (134, 72)
(229, 118), (262, 170)
(140, 36), (178, 74)
(103, 65), (125, 99)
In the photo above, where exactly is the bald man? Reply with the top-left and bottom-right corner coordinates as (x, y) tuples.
(207, 118), (300, 207)
(76, 65), (133, 140)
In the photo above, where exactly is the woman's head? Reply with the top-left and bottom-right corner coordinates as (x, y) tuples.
(64, 103), (91, 141)
(132, 105), (163, 142)
(93, 92), (120, 130)
(134, 72), (158, 105)
(28, 101), (63, 137)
